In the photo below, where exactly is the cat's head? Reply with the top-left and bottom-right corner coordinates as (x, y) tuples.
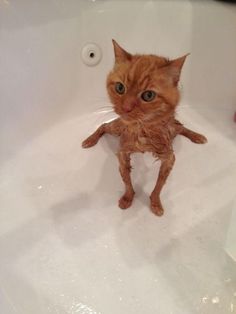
(107, 40), (188, 122)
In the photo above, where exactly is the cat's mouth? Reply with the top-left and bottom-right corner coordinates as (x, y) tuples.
(119, 112), (143, 122)
(114, 107), (136, 119)
(114, 106), (147, 122)
(116, 107), (168, 123)
(121, 114), (133, 121)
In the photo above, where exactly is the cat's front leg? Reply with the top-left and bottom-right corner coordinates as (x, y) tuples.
(117, 151), (135, 209)
(180, 127), (207, 144)
(82, 118), (123, 148)
(173, 119), (207, 144)
(82, 124), (106, 148)
(150, 153), (175, 216)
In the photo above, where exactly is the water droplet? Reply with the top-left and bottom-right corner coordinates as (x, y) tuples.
(212, 296), (220, 304)
(230, 303), (234, 313)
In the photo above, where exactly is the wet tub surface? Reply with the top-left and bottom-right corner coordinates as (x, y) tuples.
(0, 1), (236, 313)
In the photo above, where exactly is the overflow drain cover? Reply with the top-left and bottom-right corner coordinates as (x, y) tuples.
(81, 43), (102, 66)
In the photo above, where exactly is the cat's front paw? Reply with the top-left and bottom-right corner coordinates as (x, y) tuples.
(150, 199), (164, 216)
(119, 192), (134, 210)
(190, 133), (207, 144)
(82, 135), (99, 148)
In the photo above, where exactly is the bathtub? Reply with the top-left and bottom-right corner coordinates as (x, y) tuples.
(0, 0), (236, 313)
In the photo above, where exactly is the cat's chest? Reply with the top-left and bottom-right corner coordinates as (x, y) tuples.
(120, 124), (171, 154)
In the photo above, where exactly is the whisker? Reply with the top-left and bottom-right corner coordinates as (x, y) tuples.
(95, 110), (114, 115)
(87, 100), (114, 112)
(93, 109), (116, 117)
(96, 105), (113, 109)
(93, 110), (118, 123)
(94, 106), (114, 112)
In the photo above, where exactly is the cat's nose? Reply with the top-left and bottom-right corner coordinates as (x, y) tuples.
(122, 101), (136, 113)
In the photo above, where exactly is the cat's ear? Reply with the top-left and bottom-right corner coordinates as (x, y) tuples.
(167, 54), (190, 85)
(112, 39), (132, 63)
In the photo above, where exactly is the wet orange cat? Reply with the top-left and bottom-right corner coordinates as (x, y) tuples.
(82, 40), (207, 216)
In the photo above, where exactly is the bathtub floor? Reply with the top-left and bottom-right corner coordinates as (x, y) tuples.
(0, 106), (236, 314)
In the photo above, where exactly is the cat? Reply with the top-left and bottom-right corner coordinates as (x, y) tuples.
(82, 40), (207, 216)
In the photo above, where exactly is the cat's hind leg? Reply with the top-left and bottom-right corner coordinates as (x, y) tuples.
(150, 153), (175, 216)
(117, 152), (135, 209)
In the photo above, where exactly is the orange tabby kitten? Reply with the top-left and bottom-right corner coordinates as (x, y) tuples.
(82, 40), (207, 216)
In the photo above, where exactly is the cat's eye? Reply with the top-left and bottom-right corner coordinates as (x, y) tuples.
(115, 82), (125, 95)
(141, 90), (156, 102)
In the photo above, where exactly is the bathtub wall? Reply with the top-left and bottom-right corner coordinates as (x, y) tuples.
(1, 0), (236, 164)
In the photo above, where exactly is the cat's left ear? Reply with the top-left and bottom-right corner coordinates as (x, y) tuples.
(167, 54), (190, 85)
(112, 39), (132, 63)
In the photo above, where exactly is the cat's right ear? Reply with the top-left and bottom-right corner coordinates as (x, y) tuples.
(166, 54), (190, 85)
(112, 39), (132, 63)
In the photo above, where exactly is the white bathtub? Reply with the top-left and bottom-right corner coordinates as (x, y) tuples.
(0, 1), (236, 313)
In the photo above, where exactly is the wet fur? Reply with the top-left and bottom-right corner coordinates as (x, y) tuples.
(82, 40), (207, 216)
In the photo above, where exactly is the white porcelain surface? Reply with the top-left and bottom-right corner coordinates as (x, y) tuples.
(1, 1), (236, 313)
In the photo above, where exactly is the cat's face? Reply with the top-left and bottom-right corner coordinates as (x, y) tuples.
(107, 40), (188, 122)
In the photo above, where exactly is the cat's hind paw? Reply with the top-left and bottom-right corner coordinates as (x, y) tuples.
(119, 193), (134, 210)
(150, 200), (164, 216)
